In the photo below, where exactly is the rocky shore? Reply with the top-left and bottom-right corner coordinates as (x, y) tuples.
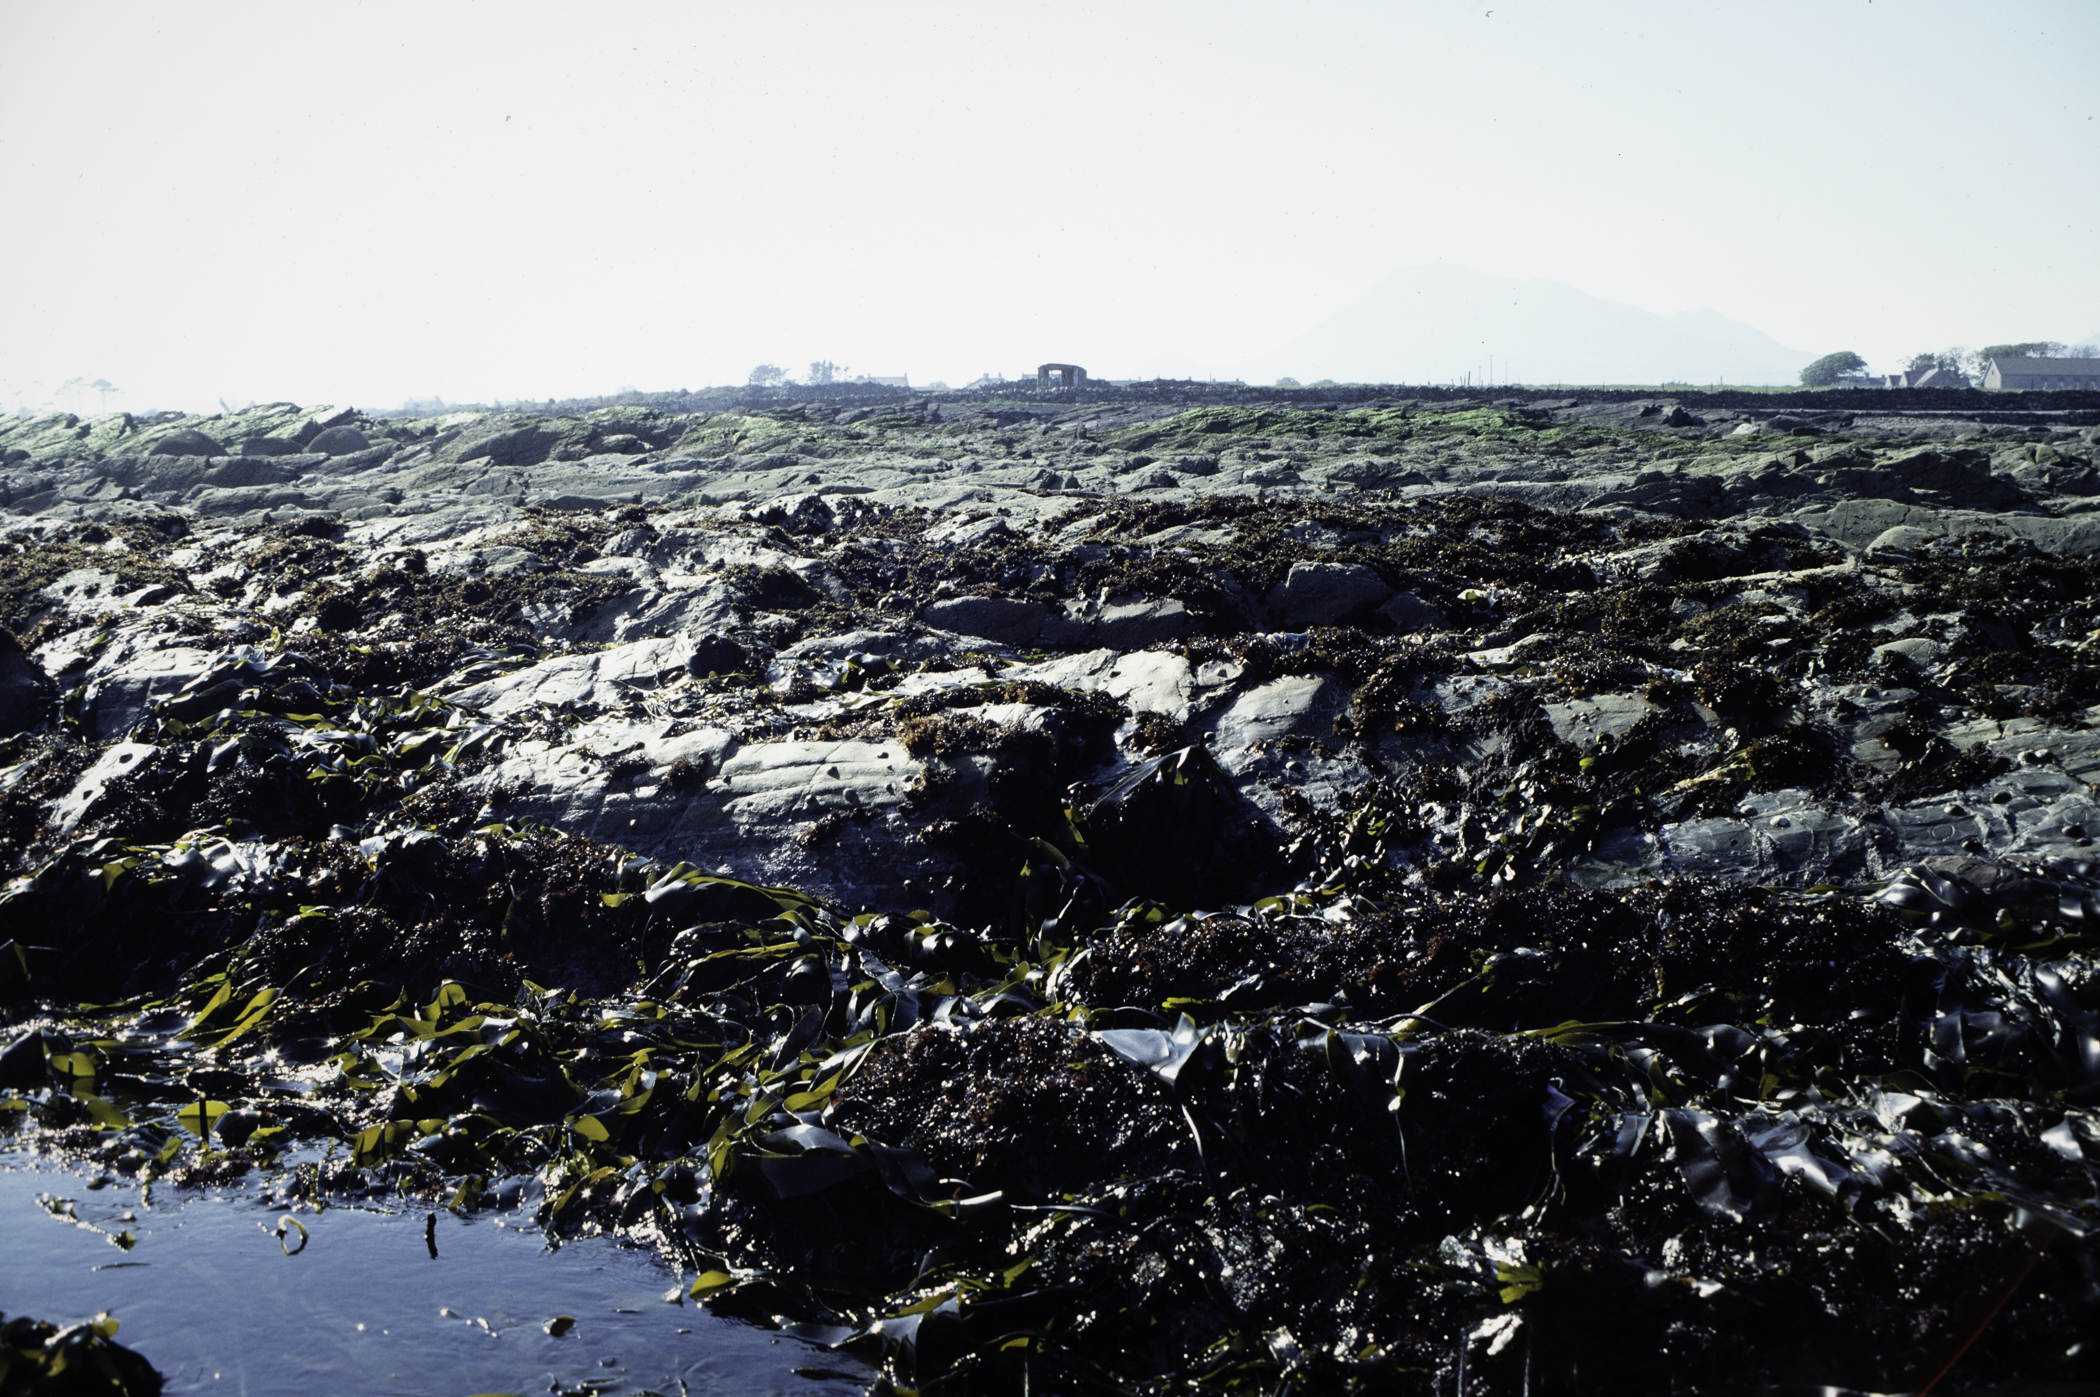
(4, 384), (2099, 1393)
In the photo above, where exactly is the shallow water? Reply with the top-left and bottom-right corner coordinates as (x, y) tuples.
(0, 1151), (870, 1397)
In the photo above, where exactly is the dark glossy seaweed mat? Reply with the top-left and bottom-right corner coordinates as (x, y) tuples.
(4, 780), (2098, 1393)
(4, 416), (2100, 1390)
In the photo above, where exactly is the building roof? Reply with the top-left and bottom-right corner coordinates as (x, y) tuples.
(1989, 357), (2100, 376)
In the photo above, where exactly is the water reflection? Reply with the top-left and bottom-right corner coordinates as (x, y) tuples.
(1, 1152), (867, 1396)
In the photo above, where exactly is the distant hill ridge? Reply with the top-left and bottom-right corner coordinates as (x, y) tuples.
(1237, 264), (1815, 387)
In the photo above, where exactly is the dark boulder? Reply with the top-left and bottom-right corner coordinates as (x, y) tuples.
(687, 634), (750, 677)
(306, 425), (371, 456)
(1266, 561), (1391, 629)
(1078, 745), (1279, 908)
(0, 630), (54, 736)
(150, 428), (224, 457)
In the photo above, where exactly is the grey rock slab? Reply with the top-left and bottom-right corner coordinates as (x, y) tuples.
(1924, 770), (2100, 861)
(1796, 500), (1951, 550)
(864, 483), (1001, 514)
(1754, 805), (1880, 880)
(2000, 513), (2100, 556)
(470, 722), (739, 848)
(1964, 729), (2100, 786)
(1878, 799), (2003, 861)
(426, 544), (546, 576)
(240, 435), (307, 456)
(651, 532), (852, 604)
(925, 513), (1020, 548)
(535, 580), (741, 648)
(76, 644), (219, 738)
(601, 527), (656, 557)
(1660, 815), (1767, 880)
(2050, 733), (2100, 786)
(33, 568), (126, 625)
(574, 556), (661, 586)
(777, 628), (960, 666)
(1865, 524), (1944, 559)
(1660, 787), (1882, 884)
(1871, 637), (1944, 669)
(51, 741), (160, 835)
(713, 740), (920, 826)
(1218, 741), (1375, 828)
(1800, 500), (2100, 556)
(184, 485), (337, 519)
(967, 701), (1060, 732)
(1007, 648), (1203, 720)
(682, 738), (960, 905)
(1266, 561), (1392, 628)
(1432, 673), (1514, 715)
(1564, 829), (1669, 888)
(1039, 597), (1195, 650)
(1140, 524), (1235, 547)
(1997, 791), (2100, 860)
(1092, 598), (1193, 649)
(1544, 694), (1656, 747)
(448, 635), (696, 716)
(135, 456), (302, 493)
(888, 666), (997, 700)
(1377, 591), (1442, 634)
(1211, 675), (1334, 751)
(920, 596), (1048, 646)
(1849, 726), (1906, 774)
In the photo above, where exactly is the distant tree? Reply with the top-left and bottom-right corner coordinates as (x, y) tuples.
(1979, 342), (2067, 364)
(1800, 351), (1866, 387)
(747, 364), (785, 387)
(1273, 377), (1301, 388)
(1906, 349), (1972, 376)
(808, 361), (840, 385)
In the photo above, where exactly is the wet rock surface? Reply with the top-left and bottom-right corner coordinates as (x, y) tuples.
(3, 383), (2100, 1394)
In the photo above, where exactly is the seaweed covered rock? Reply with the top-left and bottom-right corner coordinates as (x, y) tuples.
(1078, 744), (1280, 908)
(5, 384), (2100, 1394)
(827, 1018), (1188, 1200)
(0, 1310), (162, 1396)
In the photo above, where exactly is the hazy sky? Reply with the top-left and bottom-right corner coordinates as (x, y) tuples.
(3, 0), (2096, 411)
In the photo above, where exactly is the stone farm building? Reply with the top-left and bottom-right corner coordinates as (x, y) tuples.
(1984, 357), (2100, 391)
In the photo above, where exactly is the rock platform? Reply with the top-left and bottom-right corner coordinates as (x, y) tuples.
(4, 382), (2099, 1393)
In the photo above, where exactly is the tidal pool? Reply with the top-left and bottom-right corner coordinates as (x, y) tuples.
(0, 1151), (870, 1396)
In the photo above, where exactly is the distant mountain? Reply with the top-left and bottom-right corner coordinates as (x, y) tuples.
(1236, 264), (1814, 387)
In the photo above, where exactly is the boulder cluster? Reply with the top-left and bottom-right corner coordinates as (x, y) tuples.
(3, 383), (2099, 1394)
